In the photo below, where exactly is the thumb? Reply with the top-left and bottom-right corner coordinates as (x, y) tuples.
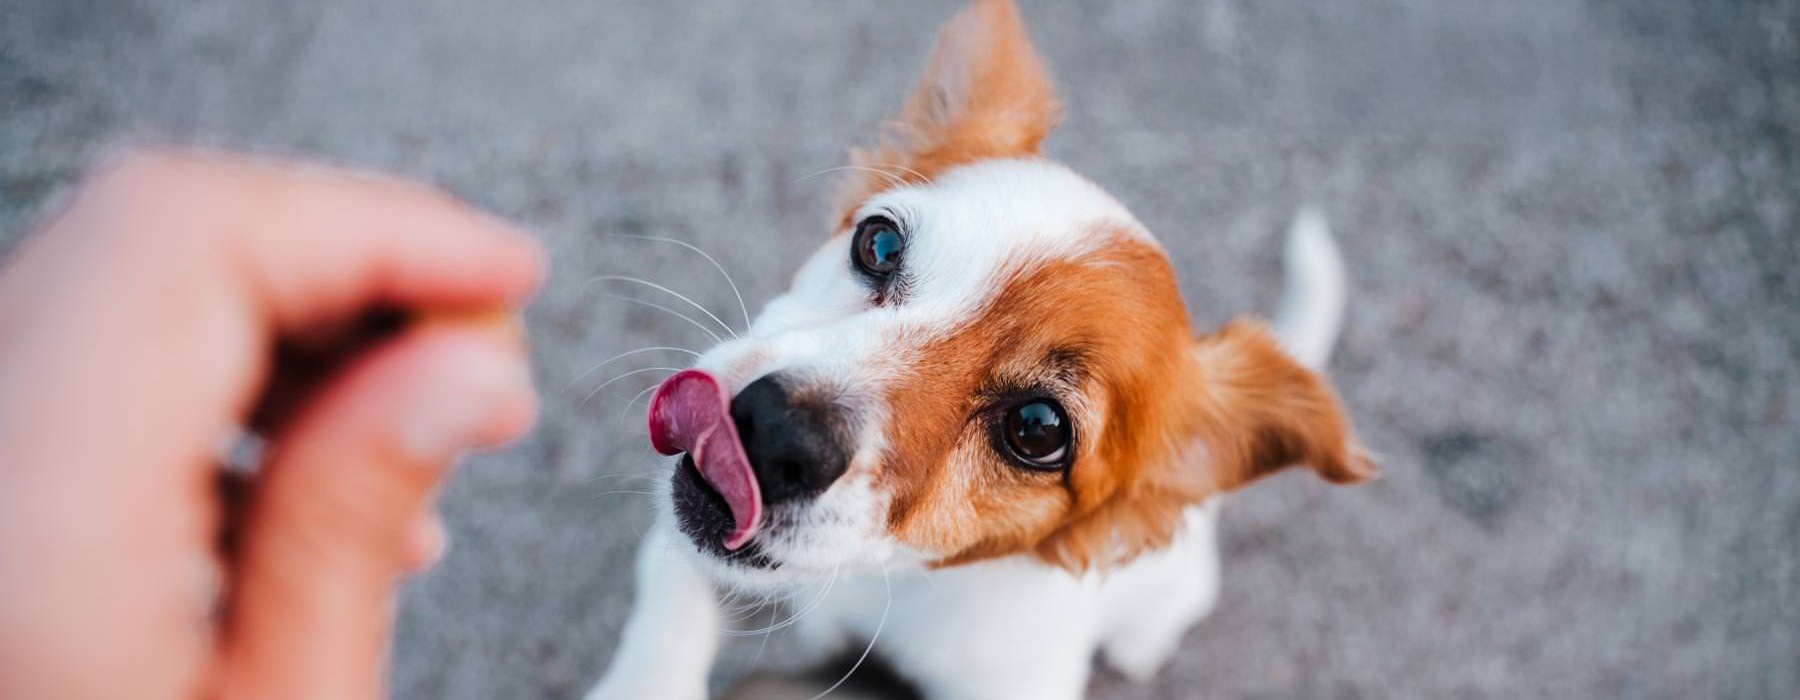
(215, 326), (534, 700)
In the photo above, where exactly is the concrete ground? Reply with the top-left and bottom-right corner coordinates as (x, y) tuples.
(3, 0), (1797, 697)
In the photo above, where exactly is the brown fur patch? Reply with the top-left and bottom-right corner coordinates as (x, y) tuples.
(876, 231), (1204, 569)
(835, 0), (1061, 228)
(1189, 321), (1378, 489)
(1031, 318), (1375, 572)
(838, 0), (1371, 575)
(870, 230), (1373, 573)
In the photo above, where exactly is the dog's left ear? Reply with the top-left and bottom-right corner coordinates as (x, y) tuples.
(1189, 319), (1377, 490)
(840, 0), (1061, 218)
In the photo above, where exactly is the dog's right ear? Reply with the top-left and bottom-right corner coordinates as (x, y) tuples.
(838, 0), (1061, 224)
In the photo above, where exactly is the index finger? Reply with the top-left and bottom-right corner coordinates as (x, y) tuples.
(91, 148), (546, 333)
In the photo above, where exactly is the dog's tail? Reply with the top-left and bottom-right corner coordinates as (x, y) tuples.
(1271, 208), (1347, 370)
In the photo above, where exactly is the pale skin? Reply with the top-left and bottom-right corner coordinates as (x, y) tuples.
(0, 149), (544, 699)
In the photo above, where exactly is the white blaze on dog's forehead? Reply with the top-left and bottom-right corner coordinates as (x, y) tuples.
(853, 159), (1154, 322)
(733, 158), (1151, 382)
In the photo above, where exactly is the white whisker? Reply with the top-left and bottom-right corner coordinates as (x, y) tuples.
(581, 366), (683, 407)
(749, 604), (779, 670)
(723, 599), (773, 624)
(808, 565), (891, 700)
(586, 275), (738, 339)
(891, 164), (927, 183)
(606, 295), (726, 345)
(791, 165), (869, 185)
(716, 589), (752, 619)
(864, 161), (929, 184)
(568, 346), (701, 389)
(580, 473), (661, 486)
(793, 164), (907, 190)
(724, 564), (842, 637)
(590, 489), (659, 499)
(612, 234), (753, 333)
(617, 382), (663, 431)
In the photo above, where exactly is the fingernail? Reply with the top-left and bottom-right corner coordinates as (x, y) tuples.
(398, 335), (535, 461)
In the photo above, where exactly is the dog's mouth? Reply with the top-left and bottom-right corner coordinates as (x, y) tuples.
(647, 369), (764, 549)
(669, 453), (777, 568)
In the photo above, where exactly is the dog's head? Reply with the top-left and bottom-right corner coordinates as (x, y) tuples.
(648, 0), (1373, 586)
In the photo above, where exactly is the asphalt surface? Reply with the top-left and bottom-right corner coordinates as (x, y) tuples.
(3, 0), (1797, 698)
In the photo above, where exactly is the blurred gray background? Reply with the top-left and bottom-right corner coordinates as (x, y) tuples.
(3, 0), (1797, 697)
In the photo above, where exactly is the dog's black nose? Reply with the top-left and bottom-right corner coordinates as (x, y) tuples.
(730, 373), (850, 505)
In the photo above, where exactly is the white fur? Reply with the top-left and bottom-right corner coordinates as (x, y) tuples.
(588, 158), (1345, 698)
(793, 502), (1221, 698)
(673, 159), (1144, 591)
(1273, 208), (1347, 370)
(585, 523), (720, 700)
(591, 505), (1220, 700)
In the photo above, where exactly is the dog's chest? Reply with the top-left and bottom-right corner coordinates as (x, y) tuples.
(771, 504), (1222, 690)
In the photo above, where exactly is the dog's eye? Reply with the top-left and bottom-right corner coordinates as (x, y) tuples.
(1002, 399), (1071, 469)
(851, 215), (905, 280)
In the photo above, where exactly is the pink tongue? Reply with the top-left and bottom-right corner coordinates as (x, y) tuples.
(647, 369), (762, 550)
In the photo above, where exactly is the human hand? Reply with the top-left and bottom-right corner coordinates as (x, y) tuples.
(0, 149), (544, 699)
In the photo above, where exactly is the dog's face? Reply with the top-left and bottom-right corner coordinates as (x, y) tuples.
(652, 0), (1371, 587)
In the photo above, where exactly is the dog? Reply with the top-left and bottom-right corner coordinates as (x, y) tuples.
(587, 1), (1373, 697)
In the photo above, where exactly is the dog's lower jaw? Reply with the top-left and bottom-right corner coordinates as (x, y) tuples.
(586, 503), (1222, 700)
(671, 454), (782, 570)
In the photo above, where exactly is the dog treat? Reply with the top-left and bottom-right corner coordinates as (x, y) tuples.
(414, 308), (527, 351)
